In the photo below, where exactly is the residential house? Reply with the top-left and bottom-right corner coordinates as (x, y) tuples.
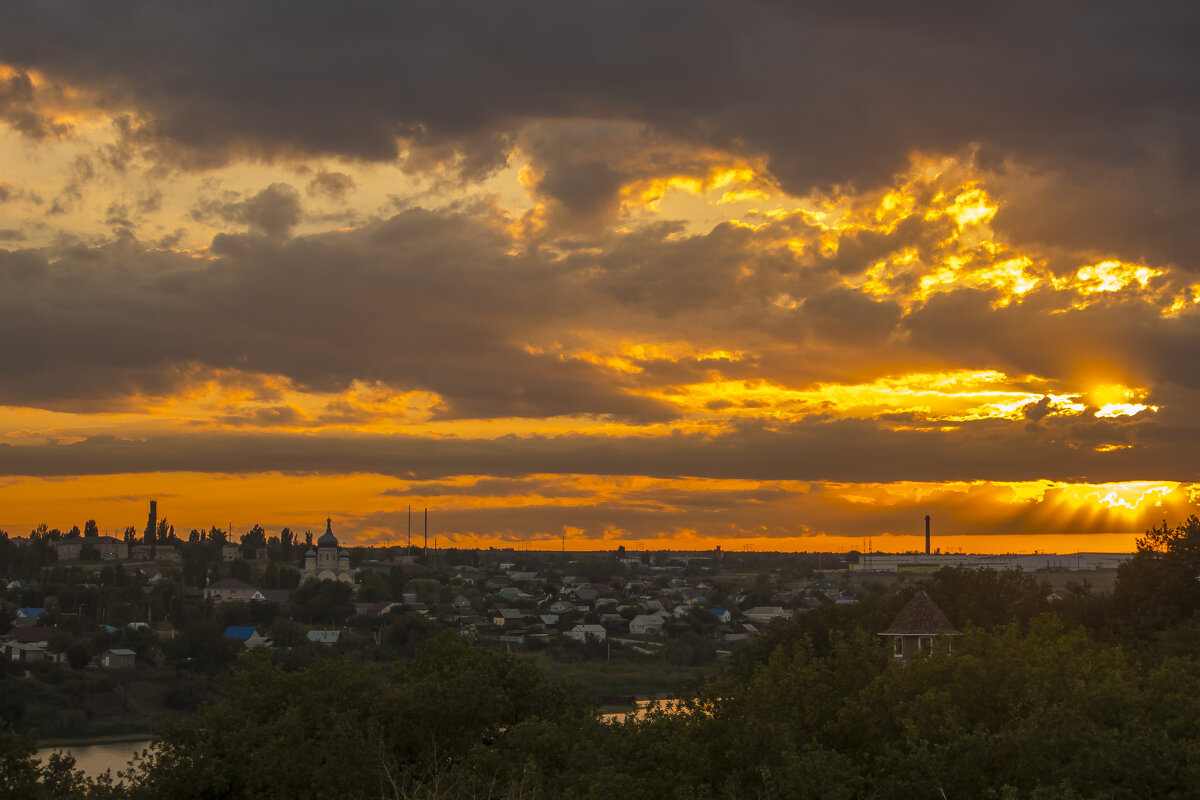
(485, 576), (512, 591)
(568, 587), (598, 604)
(14, 608), (46, 627)
(223, 626), (271, 649)
(709, 608), (732, 623)
(600, 613), (627, 631)
(259, 589), (291, 605)
(204, 578), (264, 603)
(54, 536), (128, 561)
(744, 606), (792, 624)
(306, 630), (341, 645)
(3, 642), (46, 663)
(566, 624), (606, 643)
(354, 601), (400, 618)
(101, 648), (137, 669)
(493, 608), (526, 627)
(130, 544), (181, 561)
(879, 591), (959, 661)
(629, 614), (666, 636)
(8, 627), (52, 647)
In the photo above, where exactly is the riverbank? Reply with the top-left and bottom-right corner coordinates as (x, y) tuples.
(36, 731), (155, 749)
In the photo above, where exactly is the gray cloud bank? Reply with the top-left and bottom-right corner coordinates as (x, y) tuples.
(4, 201), (1200, 424)
(0, 407), (1192, 484)
(2, 2), (1198, 262)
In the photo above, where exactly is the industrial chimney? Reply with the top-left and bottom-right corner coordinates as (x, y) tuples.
(925, 515), (931, 555)
(147, 499), (158, 544)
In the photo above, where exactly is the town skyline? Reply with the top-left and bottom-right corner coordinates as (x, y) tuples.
(1, 496), (1152, 556)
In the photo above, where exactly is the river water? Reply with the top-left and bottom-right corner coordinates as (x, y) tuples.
(40, 703), (685, 775)
(36, 740), (152, 779)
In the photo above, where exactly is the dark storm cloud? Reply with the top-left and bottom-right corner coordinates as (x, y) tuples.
(0, 69), (71, 140)
(904, 288), (1200, 392)
(537, 158), (624, 227)
(0, 409), (1191, 484)
(3, 190), (1196, 424)
(191, 183), (303, 238)
(804, 288), (903, 347)
(2, 2), (1196, 259)
(0, 206), (677, 421)
(986, 162), (1200, 271)
(305, 170), (356, 201)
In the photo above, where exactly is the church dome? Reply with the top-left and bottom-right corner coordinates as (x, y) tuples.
(317, 518), (338, 548)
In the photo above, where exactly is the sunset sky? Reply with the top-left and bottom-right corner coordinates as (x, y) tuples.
(2, 3), (1199, 553)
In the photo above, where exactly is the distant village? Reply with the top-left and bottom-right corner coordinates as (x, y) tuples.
(1, 500), (1133, 687)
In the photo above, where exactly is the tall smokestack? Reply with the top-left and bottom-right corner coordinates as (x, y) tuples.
(147, 499), (157, 543)
(925, 515), (931, 555)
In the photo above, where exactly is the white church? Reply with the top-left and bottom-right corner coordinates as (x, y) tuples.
(303, 518), (356, 584)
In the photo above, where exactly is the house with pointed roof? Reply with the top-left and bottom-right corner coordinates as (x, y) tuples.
(13, 608), (46, 627)
(879, 590), (960, 661)
(566, 623), (606, 643)
(224, 626), (271, 649)
(7, 627), (53, 646)
(629, 614), (666, 636)
(204, 577), (264, 603)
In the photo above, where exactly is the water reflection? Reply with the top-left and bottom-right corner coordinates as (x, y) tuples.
(36, 740), (150, 780)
